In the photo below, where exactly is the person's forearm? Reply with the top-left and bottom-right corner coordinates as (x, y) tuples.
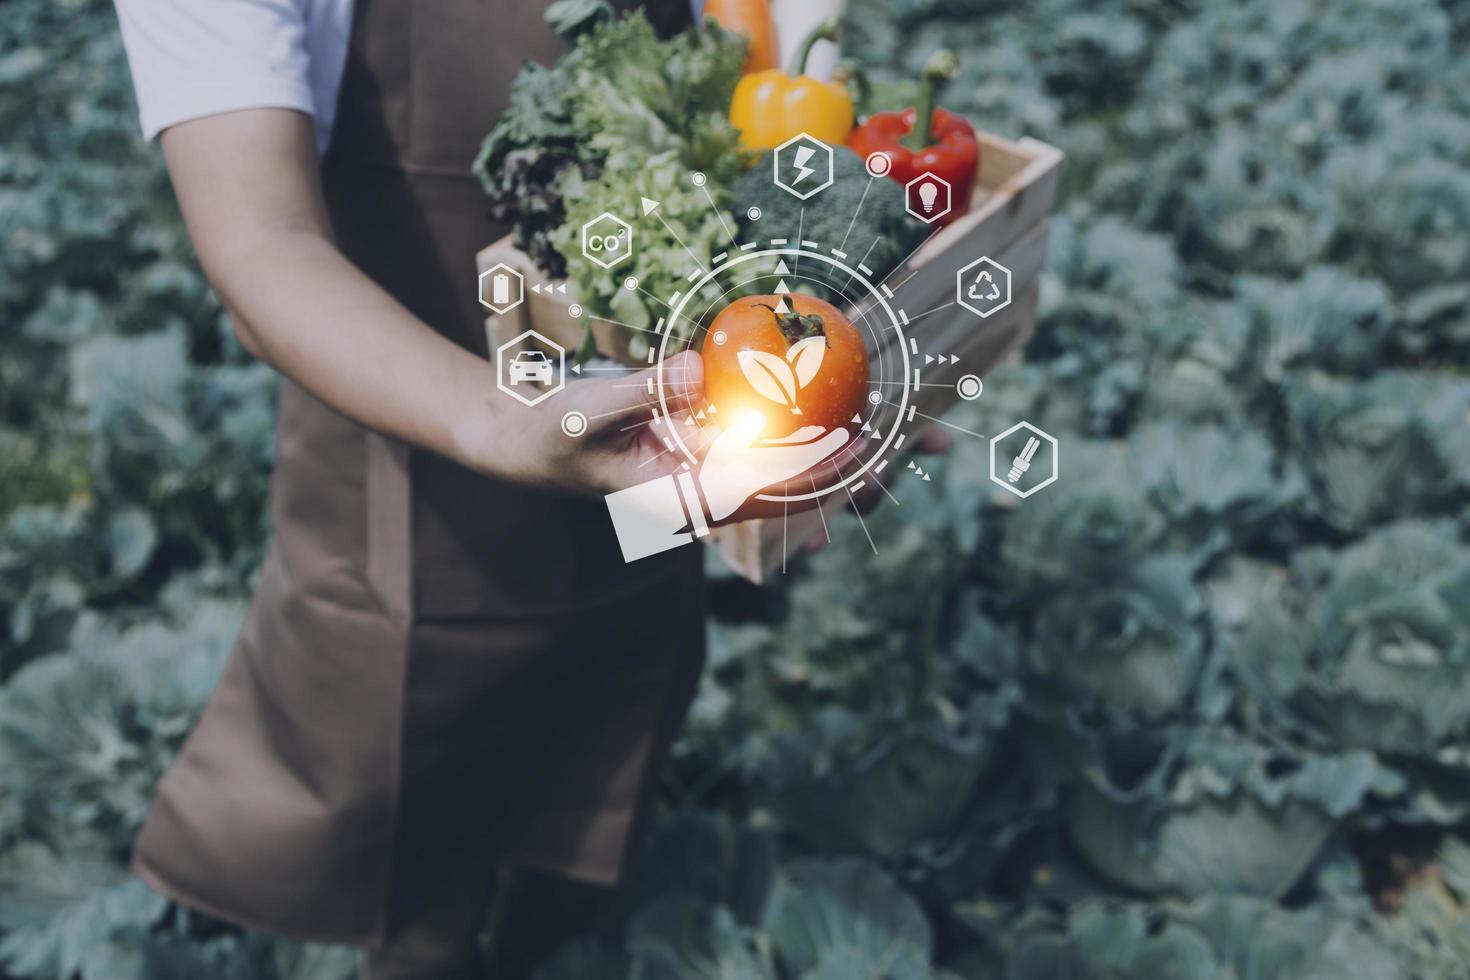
(160, 110), (500, 477)
(212, 227), (498, 475)
(157, 109), (708, 506)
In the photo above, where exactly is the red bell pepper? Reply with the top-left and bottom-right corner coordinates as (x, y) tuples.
(848, 50), (978, 227)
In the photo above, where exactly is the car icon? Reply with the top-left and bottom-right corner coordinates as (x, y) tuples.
(508, 349), (555, 385)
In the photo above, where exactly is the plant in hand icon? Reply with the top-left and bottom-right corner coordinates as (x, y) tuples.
(737, 322), (825, 415)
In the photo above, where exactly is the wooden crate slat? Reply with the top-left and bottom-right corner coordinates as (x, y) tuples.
(887, 218), (1051, 347)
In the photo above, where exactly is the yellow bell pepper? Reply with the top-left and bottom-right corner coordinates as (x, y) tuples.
(729, 18), (854, 151)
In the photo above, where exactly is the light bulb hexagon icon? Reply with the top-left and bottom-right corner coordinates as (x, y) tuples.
(904, 172), (953, 225)
(989, 420), (1057, 498)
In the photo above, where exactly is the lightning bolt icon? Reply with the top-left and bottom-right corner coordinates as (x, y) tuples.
(792, 145), (816, 185)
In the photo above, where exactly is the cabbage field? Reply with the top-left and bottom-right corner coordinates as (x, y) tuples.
(3, 0), (1470, 977)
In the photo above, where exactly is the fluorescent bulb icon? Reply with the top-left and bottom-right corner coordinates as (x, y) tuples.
(1008, 436), (1041, 483)
(990, 421), (1057, 498)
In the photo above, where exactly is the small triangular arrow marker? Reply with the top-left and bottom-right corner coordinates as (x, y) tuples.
(695, 410), (706, 420)
(707, 404), (718, 413)
(851, 414), (862, 424)
(558, 283), (568, 294)
(861, 422), (873, 432)
(907, 460), (917, 470)
(774, 259), (791, 275)
(685, 416), (695, 426)
(774, 279), (791, 295)
(571, 364), (581, 374)
(774, 297), (792, 315)
(641, 197), (660, 216)
(925, 354), (934, 365)
(922, 472), (931, 482)
(532, 283), (541, 294)
(949, 354), (959, 364)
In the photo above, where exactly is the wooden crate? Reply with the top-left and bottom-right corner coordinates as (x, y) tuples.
(477, 129), (1063, 582)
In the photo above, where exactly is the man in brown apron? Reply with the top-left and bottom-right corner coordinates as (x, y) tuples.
(119, 1), (703, 976)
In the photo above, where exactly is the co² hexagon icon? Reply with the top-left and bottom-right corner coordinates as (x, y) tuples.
(989, 421), (1057, 499)
(957, 256), (1012, 319)
(581, 212), (634, 270)
(773, 133), (834, 201)
(479, 262), (525, 316)
(905, 172), (953, 225)
(496, 329), (565, 407)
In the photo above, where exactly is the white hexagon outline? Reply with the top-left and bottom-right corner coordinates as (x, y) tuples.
(581, 211), (635, 270)
(989, 420), (1058, 499)
(957, 255), (1012, 319)
(773, 133), (835, 201)
(905, 172), (953, 225)
(478, 262), (525, 315)
(496, 329), (565, 407)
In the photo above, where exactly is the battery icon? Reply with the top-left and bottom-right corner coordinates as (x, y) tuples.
(492, 273), (511, 307)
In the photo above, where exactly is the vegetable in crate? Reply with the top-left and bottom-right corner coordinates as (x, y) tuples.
(733, 146), (929, 302)
(473, 0), (747, 279)
(550, 154), (735, 359)
(848, 50), (978, 226)
(471, 57), (582, 279)
(729, 18), (855, 150)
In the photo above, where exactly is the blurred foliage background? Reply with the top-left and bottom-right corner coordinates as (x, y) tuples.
(3, 0), (1470, 977)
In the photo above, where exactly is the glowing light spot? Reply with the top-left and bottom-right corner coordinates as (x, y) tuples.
(733, 411), (767, 441)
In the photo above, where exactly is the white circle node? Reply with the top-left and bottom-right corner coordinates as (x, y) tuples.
(560, 411), (588, 437)
(865, 152), (893, 178)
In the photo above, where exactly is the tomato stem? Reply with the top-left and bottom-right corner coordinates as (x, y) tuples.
(755, 302), (826, 345)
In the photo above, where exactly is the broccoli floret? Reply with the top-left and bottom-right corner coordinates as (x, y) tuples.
(733, 147), (928, 305)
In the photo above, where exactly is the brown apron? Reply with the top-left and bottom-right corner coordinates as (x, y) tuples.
(131, 0), (702, 946)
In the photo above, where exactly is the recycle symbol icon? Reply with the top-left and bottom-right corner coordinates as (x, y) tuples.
(969, 270), (1001, 303)
(957, 256), (1012, 318)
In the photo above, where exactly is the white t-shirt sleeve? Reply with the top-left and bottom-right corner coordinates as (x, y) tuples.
(113, 0), (350, 155)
